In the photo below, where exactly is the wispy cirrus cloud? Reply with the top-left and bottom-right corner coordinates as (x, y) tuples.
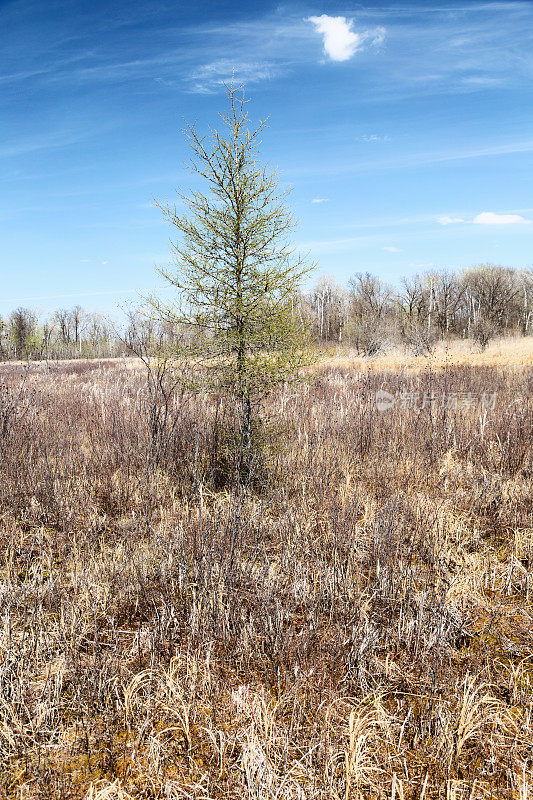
(0, 129), (101, 159)
(439, 211), (532, 225)
(347, 2), (533, 100)
(3, 3), (530, 100)
(359, 134), (391, 143)
(285, 139), (533, 178)
(187, 12), (382, 93)
(188, 59), (282, 94)
(438, 216), (466, 225)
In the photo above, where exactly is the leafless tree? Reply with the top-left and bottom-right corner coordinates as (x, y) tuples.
(55, 309), (71, 345)
(309, 276), (347, 342)
(346, 272), (393, 355)
(69, 305), (85, 349)
(517, 268), (533, 335)
(460, 265), (520, 348)
(425, 270), (464, 338)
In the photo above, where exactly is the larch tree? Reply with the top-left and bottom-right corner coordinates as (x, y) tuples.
(148, 82), (315, 476)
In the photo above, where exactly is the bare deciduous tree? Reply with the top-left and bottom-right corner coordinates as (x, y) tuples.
(346, 272), (392, 355)
(309, 276), (347, 342)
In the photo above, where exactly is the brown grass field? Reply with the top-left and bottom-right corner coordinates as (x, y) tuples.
(0, 337), (531, 799)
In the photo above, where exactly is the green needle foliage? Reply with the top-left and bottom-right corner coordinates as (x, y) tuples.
(148, 82), (315, 481)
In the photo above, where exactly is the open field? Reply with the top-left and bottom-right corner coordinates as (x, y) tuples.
(2, 336), (532, 378)
(318, 337), (533, 373)
(0, 339), (531, 799)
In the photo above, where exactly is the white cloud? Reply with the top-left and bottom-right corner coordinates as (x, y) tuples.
(307, 15), (362, 62)
(473, 212), (532, 225)
(382, 245), (402, 252)
(462, 76), (504, 88)
(439, 212), (532, 226)
(189, 60), (280, 94)
(312, 197), (329, 203)
(438, 216), (465, 225)
(360, 134), (390, 143)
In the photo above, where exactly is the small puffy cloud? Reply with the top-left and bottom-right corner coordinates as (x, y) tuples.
(473, 212), (531, 225)
(438, 216), (465, 225)
(382, 245), (402, 252)
(312, 197), (329, 204)
(308, 15), (362, 61)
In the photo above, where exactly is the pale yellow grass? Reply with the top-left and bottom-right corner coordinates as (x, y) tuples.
(4, 336), (532, 377)
(319, 336), (533, 373)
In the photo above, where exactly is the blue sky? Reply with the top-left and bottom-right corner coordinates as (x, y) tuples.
(1, 0), (532, 316)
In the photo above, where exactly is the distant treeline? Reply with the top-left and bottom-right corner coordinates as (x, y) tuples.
(1, 263), (532, 361)
(0, 306), (122, 361)
(305, 263), (533, 353)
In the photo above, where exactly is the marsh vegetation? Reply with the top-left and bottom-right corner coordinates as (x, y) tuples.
(0, 339), (531, 798)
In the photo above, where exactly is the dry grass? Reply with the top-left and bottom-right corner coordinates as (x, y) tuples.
(0, 340), (531, 798)
(318, 336), (533, 373)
